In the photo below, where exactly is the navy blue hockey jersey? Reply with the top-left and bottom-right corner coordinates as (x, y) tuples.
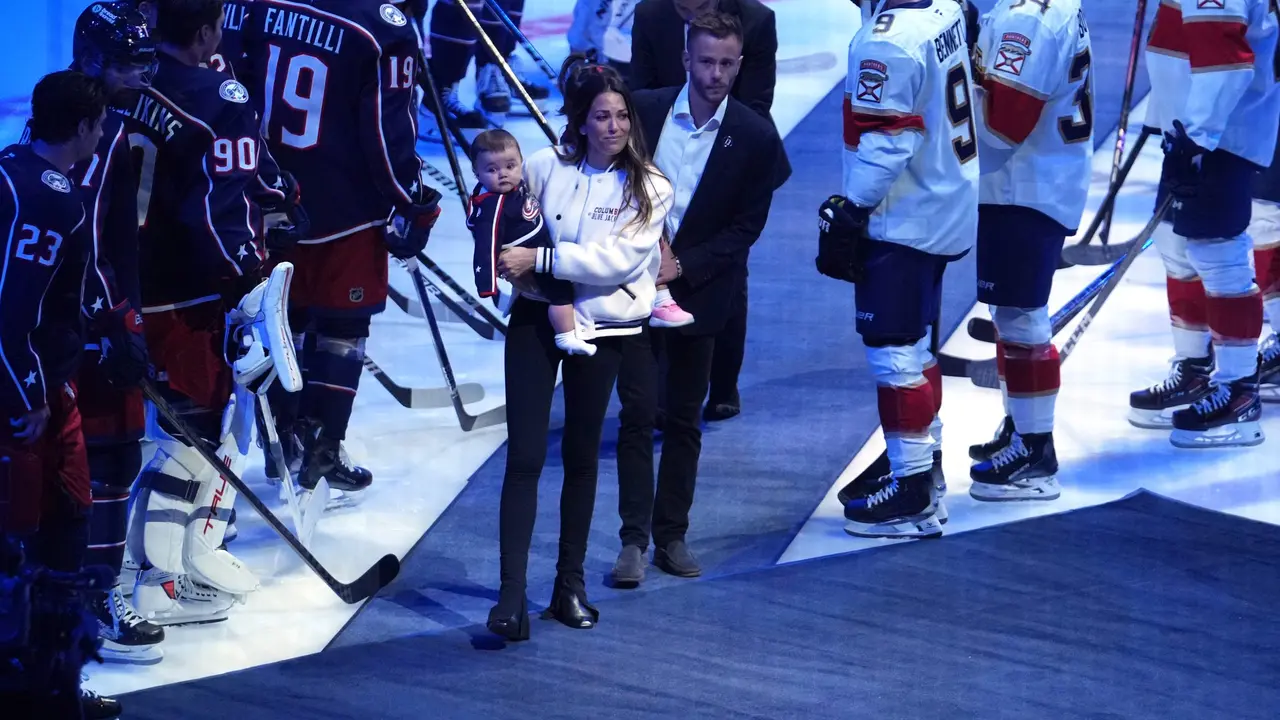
(468, 181), (559, 300)
(71, 111), (141, 321)
(121, 53), (265, 309)
(0, 145), (90, 416)
(240, 0), (425, 243)
(212, 0), (255, 78)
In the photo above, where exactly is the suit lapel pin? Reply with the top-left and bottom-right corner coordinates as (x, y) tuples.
(723, 136), (733, 148)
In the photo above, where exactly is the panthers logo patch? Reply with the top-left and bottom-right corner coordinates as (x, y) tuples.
(219, 79), (249, 104)
(41, 170), (71, 193)
(380, 3), (408, 26)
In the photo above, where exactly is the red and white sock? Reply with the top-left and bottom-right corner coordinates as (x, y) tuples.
(1002, 343), (1060, 434)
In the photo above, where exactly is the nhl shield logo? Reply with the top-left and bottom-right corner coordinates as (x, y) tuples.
(41, 170), (71, 193)
(219, 79), (249, 104)
(349, 287), (365, 303)
(380, 3), (408, 26)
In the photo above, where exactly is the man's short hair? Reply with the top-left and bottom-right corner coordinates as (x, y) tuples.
(27, 70), (107, 144)
(470, 128), (521, 164)
(157, 0), (224, 48)
(686, 11), (743, 49)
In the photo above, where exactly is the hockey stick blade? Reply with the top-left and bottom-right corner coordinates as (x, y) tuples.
(935, 351), (974, 378)
(1061, 236), (1141, 267)
(362, 355), (485, 409)
(406, 260), (507, 432)
(966, 317), (998, 344)
(140, 381), (400, 604)
(1058, 128), (1155, 268)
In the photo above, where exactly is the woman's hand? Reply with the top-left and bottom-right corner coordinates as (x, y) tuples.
(497, 247), (537, 280)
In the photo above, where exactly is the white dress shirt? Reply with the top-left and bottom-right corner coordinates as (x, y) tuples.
(652, 83), (729, 241)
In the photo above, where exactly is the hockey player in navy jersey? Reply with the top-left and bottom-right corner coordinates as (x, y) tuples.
(1130, 0), (1280, 448)
(468, 130), (596, 356)
(965, 0), (1093, 501)
(66, 1), (167, 667)
(820, 0), (978, 538)
(240, 0), (443, 501)
(119, 0), (273, 625)
(0, 70), (110, 720)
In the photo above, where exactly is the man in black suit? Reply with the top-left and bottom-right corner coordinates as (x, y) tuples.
(630, 0), (785, 421)
(611, 12), (788, 584)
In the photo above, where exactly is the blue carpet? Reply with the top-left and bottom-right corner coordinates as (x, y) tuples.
(122, 492), (1280, 719)
(330, 3), (1159, 647)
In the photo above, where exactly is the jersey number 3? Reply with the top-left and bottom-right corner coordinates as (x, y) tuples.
(1058, 49), (1093, 144)
(14, 224), (62, 266)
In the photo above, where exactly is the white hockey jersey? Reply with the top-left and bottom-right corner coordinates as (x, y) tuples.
(1144, 0), (1280, 168)
(842, 0), (979, 257)
(973, 0), (1094, 232)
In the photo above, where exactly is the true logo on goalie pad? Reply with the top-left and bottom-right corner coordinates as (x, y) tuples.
(995, 34), (1031, 77)
(856, 60), (887, 104)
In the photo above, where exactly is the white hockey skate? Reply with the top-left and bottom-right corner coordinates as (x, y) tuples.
(132, 567), (241, 626)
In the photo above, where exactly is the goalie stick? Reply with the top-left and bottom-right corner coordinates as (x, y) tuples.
(389, 278), (497, 340)
(958, 196), (1173, 389)
(141, 381), (400, 604)
(362, 353), (485, 408)
(406, 258), (508, 431)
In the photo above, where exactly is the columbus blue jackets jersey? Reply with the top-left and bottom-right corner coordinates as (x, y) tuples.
(70, 110), (141, 322)
(121, 53), (265, 310)
(0, 145), (90, 416)
(1145, 0), (1280, 167)
(468, 181), (550, 298)
(212, 0), (255, 78)
(843, 0), (979, 257)
(973, 0), (1094, 232)
(240, 0), (425, 243)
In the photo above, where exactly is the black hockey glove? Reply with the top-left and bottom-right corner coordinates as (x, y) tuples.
(1161, 120), (1206, 200)
(96, 300), (149, 388)
(816, 195), (871, 284)
(385, 185), (443, 260)
(261, 171), (310, 254)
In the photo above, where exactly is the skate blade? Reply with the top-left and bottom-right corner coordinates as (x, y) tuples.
(147, 611), (230, 628)
(1169, 421), (1265, 448)
(969, 476), (1061, 502)
(844, 513), (943, 539)
(99, 642), (164, 666)
(935, 500), (949, 525)
(1128, 405), (1183, 430)
(1260, 384), (1280, 404)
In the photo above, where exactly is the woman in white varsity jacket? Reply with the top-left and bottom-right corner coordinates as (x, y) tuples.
(489, 59), (672, 641)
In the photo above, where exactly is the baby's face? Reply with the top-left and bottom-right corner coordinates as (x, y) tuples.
(475, 147), (523, 194)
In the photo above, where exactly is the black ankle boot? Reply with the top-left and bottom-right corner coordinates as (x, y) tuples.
(487, 585), (530, 641)
(548, 576), (598, 630)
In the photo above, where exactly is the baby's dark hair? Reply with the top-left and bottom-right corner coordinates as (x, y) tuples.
(469, 129), (521, 165)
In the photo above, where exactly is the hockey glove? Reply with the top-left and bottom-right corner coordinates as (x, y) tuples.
(816, 195), (871, 284)
(385, 185), (443, 260)
(97, 300), (149, 388)
(261, 171), (310, 253)
(1161, 120), (1206, 200)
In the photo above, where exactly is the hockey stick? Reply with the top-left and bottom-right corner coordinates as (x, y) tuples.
(405, 258), (508, 432)
(1096, 0), (1148, 250)
(960, 196), (1173, 389)
(362, 353), (485, 408)
(967, 241), (1145, 344)
(140, 380), (400, 604)
(255, 383), (325, 550)
(420, 51), (476, 162)
(455, 0), (558, 145)
(482, 0), (556, 79)
(416, 251), (509, 334)
(1059, 127), (1157, 267)
(390, 277), (497, 340)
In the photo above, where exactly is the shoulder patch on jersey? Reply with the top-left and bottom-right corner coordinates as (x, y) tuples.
(994, 36), (1031, 76)
(41, 170), (71, 193)
(219, 79), (249, 104)
(856, 60), (888, 104)
(522, 193), (540, 221)
(380, 3), (409, 26)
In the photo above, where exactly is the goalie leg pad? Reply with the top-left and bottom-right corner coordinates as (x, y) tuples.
(227, 262), (302, 393)
(1187, 235), (1264, 382)
(302, 316), (370, 442)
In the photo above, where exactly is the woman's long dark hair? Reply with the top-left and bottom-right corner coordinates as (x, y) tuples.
(556, 54), (662, 232)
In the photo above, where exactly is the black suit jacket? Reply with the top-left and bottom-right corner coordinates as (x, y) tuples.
(630, 0), (777, 117)
(633, 87), (788, 335)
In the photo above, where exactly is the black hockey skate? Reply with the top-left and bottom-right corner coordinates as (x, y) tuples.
(969, 432), (1061, 502)
(440, 83), (487, 129)
(1259, 333), (1280, 403)
(838, 451), (947, 524)
(969, 415), (1014, 460)
(1169, 376), (1265, 448)
(1129, 353), (1214, 429)
(843, 470), (942, 539)
(299, 424), (373, 503)
(82, 688), (122, 720)
(476, 64), (511, 114)
(94, 584), (164, 665)
(264, 428), (303, 482)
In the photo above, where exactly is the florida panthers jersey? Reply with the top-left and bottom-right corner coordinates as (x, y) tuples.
(973, 0), (1094, 232)
(843, 0), (979, 257)
(240, 0), (425, 244)
(1145, 0), (1280, 167)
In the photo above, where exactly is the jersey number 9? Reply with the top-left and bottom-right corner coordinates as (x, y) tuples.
(263, 45), (331, 150)
(946, 64), (977, 163)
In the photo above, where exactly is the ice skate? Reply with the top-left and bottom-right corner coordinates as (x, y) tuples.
(476, 63), (511, 115)
(1259, 333), (1280, 403)
(649, 295), (695, 328)
(1129, 354), (1214, 429)
(441, 82), (486, 129)
(119, 548), (141, 598)
(81, 687), (122, 720)
(132, 567), (240, 626)
(94, 583), (164, 665)
(555, 331), (597, 356)
(843, 470), (943, 539)
(1169, 377), (1265, 448)
(969, 415), (1014, 460)
(299, 425), (373, 509)
(969, 432), (1061, 502)
(839, 451), (947, 524)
